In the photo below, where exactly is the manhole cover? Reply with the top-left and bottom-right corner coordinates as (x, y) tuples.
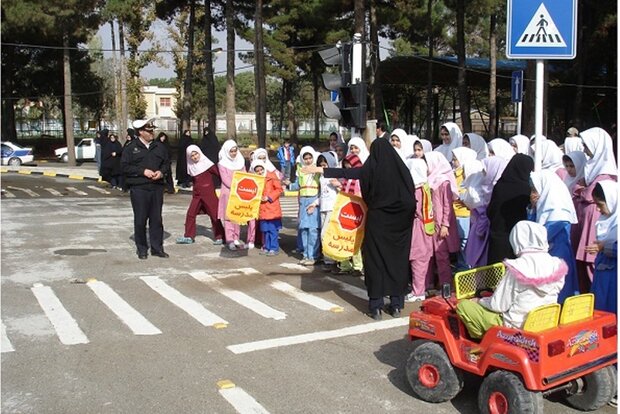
(53, 248), (107, 256)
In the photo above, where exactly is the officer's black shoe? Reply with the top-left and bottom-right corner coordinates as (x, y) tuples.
(367, 308), (382, 321)
(151, 251), (170, 258)
(390, 308), (401, 318)
(138, 253), (148, 260)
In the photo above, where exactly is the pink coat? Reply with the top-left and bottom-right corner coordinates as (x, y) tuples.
(432, 181), (460, 253)
(409, 186), (433, 260)
(575, 174), (617, 262)
(217, 165), (246, 220)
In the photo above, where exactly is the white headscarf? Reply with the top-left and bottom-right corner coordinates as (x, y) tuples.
(530, 170), (578, 224)
(406, 157), (428, 188)
(595, 180), (618, 245)
(298, 146), (318, 166)
(539, 140), (564, 171)
(186, 144), (214, 177)
(505, 221), (566, 284)
(249, 159), (267, 176)
(218, 139), (245, 171)
(347, 136), (369, 163)
(460, 160), (485, 209)
(563, 151), (587, 192)
(509, 134), (531, 155)
(452, 147), (478, 169)
(436, 122), (463, 162)
(563, 137), (583, 154)
(420, 139), (433, 154)
(390, 128), (412, 160)
(464, 133), (489, 160)
(581, 127), (618, 185)
(425, 152), (459, 198)
(251, 148), (277, 172)
(488, 138), (515, 162)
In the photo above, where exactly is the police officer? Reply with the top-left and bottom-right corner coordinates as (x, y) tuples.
(121, 118), (170, 259)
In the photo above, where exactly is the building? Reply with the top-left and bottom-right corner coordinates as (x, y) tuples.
(143, 86), (178, 119)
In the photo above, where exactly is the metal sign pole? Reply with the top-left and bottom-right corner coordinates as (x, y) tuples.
(534, 59), (544, 171)
(517, 101), (522, 135)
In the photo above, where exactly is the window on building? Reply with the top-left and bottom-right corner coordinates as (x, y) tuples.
(160, 97), (171, 107)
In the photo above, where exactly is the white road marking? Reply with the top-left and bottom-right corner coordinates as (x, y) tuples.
(323, 276), (368, 300)
(227, 317), (410, 354)
(279, 263), (311, 272)
(31, 283), (89, 345)
(87, 280), (161, 335)
(218, 383), (271, 414)
(190, 272), (286, 320)
(7, 185), (39, 197)
(237, 267), (260, 275)
(1, 322), (15, 353)
(44, 187), (63, 196)
(1, 189), (15, 198)
(87, 185), (111, 194)
(65, 186), (88, 196)
(269, 280), (343, 312)
(140, 276), (228, 327)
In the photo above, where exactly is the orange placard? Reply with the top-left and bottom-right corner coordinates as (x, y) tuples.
(322, 192), (367, 261)
(226, 171), (265, 224)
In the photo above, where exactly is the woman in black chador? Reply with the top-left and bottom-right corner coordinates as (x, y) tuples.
(305, 138), (416, 320)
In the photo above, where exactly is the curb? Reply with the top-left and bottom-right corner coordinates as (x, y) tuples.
(0, 167), (101, 182)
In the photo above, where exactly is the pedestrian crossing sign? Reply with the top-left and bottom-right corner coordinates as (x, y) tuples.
(507, 0), (577, 59)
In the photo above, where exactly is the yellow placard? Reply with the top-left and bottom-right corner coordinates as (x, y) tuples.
(225, 171), (265, 224)
(322, 192), (367, 261)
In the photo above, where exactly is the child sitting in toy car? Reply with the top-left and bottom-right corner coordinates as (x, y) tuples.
(456, 220), (568, 339)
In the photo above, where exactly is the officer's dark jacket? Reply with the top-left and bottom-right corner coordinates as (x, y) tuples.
(121, 138), (170, 189)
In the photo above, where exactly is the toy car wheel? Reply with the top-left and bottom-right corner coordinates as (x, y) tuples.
(566, 365), (617, 411)
(478, 370), (543, 414)
(405, 340), (463, 403)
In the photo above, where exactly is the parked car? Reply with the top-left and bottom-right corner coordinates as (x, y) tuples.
(1, 142), (34, 166)
(55, 138), (96, 163)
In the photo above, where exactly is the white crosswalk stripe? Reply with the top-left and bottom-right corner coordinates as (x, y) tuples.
(44, 187), (63, 196)
(87, 185), (111, 194)
(3, 268), (368, 352)
(65, 186), (88, 196)
(218, 382), (271, 414)
(1, 189), (16, 198)
(7, 185), (39, 197)
(280, 196), (298, 218)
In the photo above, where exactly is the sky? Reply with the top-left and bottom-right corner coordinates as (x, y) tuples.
(96, 19), (391, 80)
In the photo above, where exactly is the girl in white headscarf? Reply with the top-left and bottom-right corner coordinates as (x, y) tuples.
(177, 145), (225, 245)
(487, 138), (515, 162)
(587, 180), (618, 314)
(406, 158), (434, 302)
(563, 136), (584, 154)
(463, 133), (489, 160)
(509, 134), (531, 155)
(251, 148), (283, 180)
(218, 139), (251, 250)
(456, 221), (567, 338)
(435, 122), (463, 162)
(347, 136), (370, 163)
(529, 170), (579, 303)
(575, 128), (618, 287)
(538, 139), (568, 180)
(451, 147), (478, 269)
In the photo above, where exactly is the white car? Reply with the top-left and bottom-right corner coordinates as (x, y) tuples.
(55, 138), (97, 162)
(1, 142), (34, 166)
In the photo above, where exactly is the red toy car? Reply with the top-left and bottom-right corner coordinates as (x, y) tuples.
(405, 264), (617, 414)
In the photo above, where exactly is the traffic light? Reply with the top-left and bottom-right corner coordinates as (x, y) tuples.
(318, 42), (366, 129)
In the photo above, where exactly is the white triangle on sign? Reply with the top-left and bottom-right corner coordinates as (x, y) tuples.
(516, 3), (567, 47)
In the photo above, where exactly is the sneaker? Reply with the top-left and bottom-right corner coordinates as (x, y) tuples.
(228, 242), (237, 251)
(176, 237), (194, 244)
(247, 243), (255, 249)
(266, 250), (279, 256)
(213, 239), (223, 245)
(406, 293), (426, 303)
(609, 396), (617, 408)
(302, 258), (316, 266)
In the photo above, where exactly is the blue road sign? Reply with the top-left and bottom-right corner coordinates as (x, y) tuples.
(330, 90), (339, 102)
(507, 0), (577, 59)
(511, 70), (524, 102)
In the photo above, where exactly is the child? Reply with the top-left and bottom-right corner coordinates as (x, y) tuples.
(177, 145), (225, 245)
(406, 158), (434, 302)
(288, 146), (321, 265)
(276, 138), (295, 181)
(456, 220), (568, 339)
(251, 159), (283, 256)
(463, 133), (489, 159)
(217, 139), (251, 251)
(587, 181), (617, 314)
(425, 152), (460, 287)
(451, 147), (478, 271)
(316, 151), (341, 271)
(529, 170), (579, 303)
(253, 147), (283, 180)
(347, 137), (369, 163)
(336, 154), (364, 275)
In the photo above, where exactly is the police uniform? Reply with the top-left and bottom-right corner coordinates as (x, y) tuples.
(121, 126), (170, 259)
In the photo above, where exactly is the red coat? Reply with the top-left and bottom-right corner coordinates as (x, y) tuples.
(259, 171), (283, 220)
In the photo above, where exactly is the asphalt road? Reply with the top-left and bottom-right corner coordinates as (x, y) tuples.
(1, 173), (615, 414)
